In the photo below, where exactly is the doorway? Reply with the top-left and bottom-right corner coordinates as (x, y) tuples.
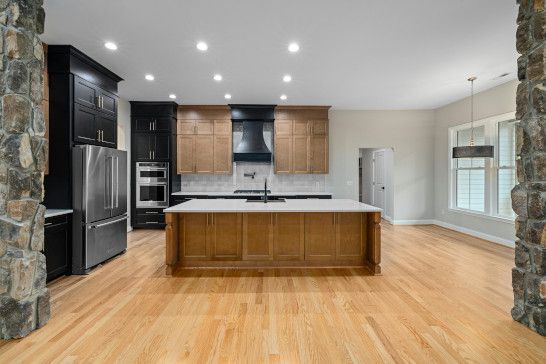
(359, 148), (394, 222)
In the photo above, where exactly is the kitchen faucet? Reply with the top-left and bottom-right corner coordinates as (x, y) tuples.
(264, 178), (268, 203)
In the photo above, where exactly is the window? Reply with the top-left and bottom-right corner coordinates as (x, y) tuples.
(449, 113), (517, 221)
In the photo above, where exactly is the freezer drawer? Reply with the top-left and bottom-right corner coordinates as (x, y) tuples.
(84, 215), (127, 269)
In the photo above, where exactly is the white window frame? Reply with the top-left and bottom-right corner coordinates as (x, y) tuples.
(448, 112), (517, 223)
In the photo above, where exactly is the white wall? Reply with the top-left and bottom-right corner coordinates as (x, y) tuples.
(328, 110), (435, 222)
(117, 98), (131, 231)
(434, 80), (517, 245)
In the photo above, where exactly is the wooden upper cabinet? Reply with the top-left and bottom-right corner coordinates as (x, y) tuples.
(311, 120), (328, 135)
(177, 135), (195, 173)
(177, 106), (233, 175)
(196, 121), (214, 135)
(274, 135), (292, 174)
(293, 120), (310, 135)
(310, 135), (328, 174)
(275, 120), (293, 136)
(178, 120), (196, 135)
(195, 135), (214, 173)
(213, 135), (232, 174)
(214, 120), (232, 135)
(293, 135), (310, 173)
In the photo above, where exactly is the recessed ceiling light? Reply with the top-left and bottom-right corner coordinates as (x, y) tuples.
(288, 43), (300, 53)
(283, 75), (292, 83)
(169, 94), (176, 99)
(104, 41), (117, 50)
(196, 41), (208, 51)
(213, 74), (222, 81)
(224, 93), (232, 100)
(280, 94), (287, 100)
(145, 74), (155, 81)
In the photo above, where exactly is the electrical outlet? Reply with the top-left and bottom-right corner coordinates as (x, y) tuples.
(347, 181), (353, 186)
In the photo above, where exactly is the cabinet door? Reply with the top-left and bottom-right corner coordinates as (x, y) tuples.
(177, 120), (195, 135)
(273, 213), (304, 261)
(153, 134), (170, 161)
(74, 76), (97, 109)
(310, 136), (328, 173)
(181, 213), (209, 259)
(274, 136), (292, 174)
(243, 213), (273, 260)
(311, 120), (328, 135)
(196, 120), (214, 135)
(134, 133), (152, 161)
(305, 213), (335, 260)
(213, 135), (232, 174)
(293, 136), (310, 173)
(336, 213), (364, 260)
(44, 222), (69, 281)
(74, 103), (98, 144)
(293, 120), (310, 135)
(177, 135), (194, 173)
(195, 135), (214, 173)
(275, 120), (293, 136)
(134, 117), (155, 132)
(211, 213), (241, 260)
(154, 118), (172, 132)
(214, 120), (232, 135)
(98, 90), (117, 116)
(97, 113), (117, 147)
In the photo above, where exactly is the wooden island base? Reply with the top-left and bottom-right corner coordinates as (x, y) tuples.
(165, 211), (381, 274)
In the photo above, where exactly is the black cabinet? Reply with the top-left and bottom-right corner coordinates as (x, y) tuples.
(130, 102), (178, 229)
(73, 75), (118, 147)
(44, 46), (123, 209)
(43, 214), (71, 282)
(132, 133), (170, 161)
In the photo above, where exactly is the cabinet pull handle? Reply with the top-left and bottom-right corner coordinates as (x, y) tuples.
(145, 211), (158, 214)
(101, 130), (104, 142)
(154, 120), (156, 130)
(152, 150), (155, 159)
(97, 129), (100, 141)
(149, 150), (152, 159)
(149, 121), (152, 131)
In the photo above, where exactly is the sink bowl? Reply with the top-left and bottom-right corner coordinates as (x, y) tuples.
(245, 198), (286, 203)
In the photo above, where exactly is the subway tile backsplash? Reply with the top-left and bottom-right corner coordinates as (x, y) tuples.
(179, 162), (326, 192)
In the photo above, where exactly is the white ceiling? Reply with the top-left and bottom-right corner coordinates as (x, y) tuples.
(42, 0), (518, 109)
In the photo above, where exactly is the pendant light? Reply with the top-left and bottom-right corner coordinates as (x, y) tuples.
(452, 77), (494, 158)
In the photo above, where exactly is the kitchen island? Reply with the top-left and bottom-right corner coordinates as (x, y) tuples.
(164, 199), (381, 274)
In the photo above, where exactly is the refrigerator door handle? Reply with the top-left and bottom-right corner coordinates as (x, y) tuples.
(90, 215), (128, 229)
(115, 156), (119, 208)
(104, 156), (110, 209)
(111, 156), (115, 211)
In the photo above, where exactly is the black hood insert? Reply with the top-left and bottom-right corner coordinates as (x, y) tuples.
(230, 104), (276, 162)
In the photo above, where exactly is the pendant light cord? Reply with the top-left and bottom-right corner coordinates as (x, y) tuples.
(469, 77), (475, 146)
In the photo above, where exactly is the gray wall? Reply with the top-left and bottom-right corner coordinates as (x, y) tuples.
(433, 80), (517, 244)
(328, 109), (436, 222)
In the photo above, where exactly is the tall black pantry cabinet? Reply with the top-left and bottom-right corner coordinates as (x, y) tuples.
(44, 45), (123, 209)
(130, 102), (179, 228)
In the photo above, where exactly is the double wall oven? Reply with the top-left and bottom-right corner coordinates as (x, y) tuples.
(136, 162), (169, 208)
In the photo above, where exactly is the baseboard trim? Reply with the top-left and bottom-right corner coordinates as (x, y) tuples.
(389, 219), (515, 248)
(431, 220), (515, 248)
(392, 219), (435, 225)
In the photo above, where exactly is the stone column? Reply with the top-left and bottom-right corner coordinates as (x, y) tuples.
(0, 0), (48, 339)
(512, 0), (546, 335)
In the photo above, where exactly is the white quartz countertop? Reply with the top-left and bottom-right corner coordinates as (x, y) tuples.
(171, 191), (332, 196)
(164, 199), (381, 213)
(45, 209), (73, 218)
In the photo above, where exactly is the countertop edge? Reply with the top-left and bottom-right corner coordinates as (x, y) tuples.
(45, 209), (74, 218)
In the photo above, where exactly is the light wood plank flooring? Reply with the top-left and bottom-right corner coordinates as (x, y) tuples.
(1, 224), (545, 363)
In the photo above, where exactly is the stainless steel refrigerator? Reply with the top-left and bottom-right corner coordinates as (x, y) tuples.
(72, 145), (128, 274)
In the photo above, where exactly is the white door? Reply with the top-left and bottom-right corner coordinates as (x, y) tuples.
(372, 150), (386, 215)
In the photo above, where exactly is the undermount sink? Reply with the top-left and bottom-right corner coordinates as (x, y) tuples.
(245, 198), (286, 203)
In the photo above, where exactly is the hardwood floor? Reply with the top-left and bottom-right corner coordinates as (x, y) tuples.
(1, 224), (545, 362)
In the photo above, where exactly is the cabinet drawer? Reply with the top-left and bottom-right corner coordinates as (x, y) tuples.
(135, 213), (165, 225)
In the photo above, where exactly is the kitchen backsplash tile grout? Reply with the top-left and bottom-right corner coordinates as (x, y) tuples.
(179, 162), (326, 192)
